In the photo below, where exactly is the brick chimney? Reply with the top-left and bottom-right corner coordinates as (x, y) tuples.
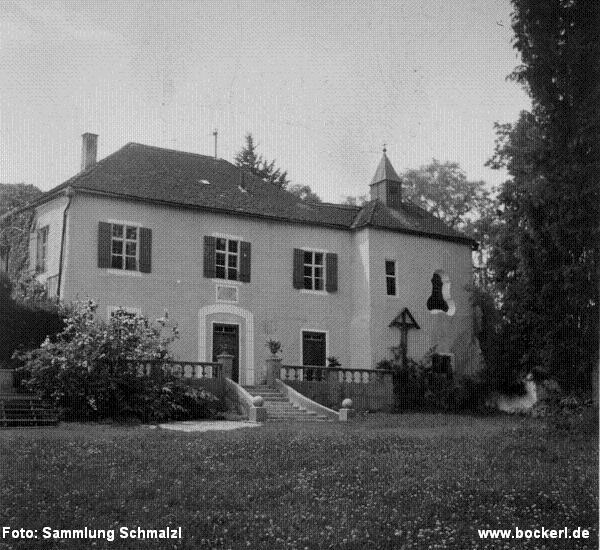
(81, 133), (98, 171)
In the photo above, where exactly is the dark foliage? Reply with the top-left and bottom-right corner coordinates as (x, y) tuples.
(377, 354), (488, 413)
(0, 273), (64, 370)
(0, 183), (42, 280)
(487, 0), (599, 393)
(234, 133), (291, 189)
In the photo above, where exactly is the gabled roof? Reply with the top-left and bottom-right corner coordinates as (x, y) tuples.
(370, 150), (402, 185)
(31, 142), (476, 247)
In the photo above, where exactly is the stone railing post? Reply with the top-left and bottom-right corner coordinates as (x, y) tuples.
(265, 356), (282, 387)
(249, 395), (267, 422)
(339, 398), (356, 422)
(217, 353), (234, 380)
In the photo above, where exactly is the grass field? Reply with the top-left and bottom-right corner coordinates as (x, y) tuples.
(0, 413), (597, 549)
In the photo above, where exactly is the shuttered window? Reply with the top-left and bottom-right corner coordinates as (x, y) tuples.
(98, 222), (151, 273)
(293, 249), (338, 292)
(205, 236), (251, 283)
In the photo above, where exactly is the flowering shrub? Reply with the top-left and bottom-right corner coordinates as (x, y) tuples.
(17, 301), (220, 421)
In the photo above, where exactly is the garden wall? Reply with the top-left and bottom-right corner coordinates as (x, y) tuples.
(285, 379), (394, 412)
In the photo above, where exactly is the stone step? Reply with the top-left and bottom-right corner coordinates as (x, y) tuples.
(242, 386), (332, 423)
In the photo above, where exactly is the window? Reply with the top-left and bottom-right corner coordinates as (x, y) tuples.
(385, 260), (396, 296)
(293, 249), (337, 292)
(303, 251), (324, 291)
(36, 226), (49, 273)
(111, 224), (138, 271)
(215, 237), (239, 280)
(432, 353), (454, 379)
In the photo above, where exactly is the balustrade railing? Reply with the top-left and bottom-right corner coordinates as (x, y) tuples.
(126, 360), (222, 380)
(280, 365), (393, 384)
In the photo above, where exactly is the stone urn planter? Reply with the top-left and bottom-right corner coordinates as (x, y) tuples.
(265, 339), (282, 387)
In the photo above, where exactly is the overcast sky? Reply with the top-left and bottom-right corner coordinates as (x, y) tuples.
(0, 0), (530, 201)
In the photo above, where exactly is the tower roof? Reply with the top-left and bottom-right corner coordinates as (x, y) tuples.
(370, 149), (402, 185)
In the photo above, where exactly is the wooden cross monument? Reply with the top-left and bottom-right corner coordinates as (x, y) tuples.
(389, 308), (420, 368)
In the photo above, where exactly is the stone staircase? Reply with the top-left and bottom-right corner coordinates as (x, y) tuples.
(243, 385), (332, 422)
(0, 394), (59, 428)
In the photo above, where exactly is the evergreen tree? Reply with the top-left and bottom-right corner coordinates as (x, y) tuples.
(488, 0), (599, 392)
(234, 133), (290, 189)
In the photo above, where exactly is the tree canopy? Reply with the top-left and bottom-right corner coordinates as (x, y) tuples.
(287, 184), (322, 203)
(0, 183), (42, 280)
(234, 133), (291, 189)
(485, 0), (599, 392)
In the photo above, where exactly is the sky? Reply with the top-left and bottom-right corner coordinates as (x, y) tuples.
(0, 0), (531, 202)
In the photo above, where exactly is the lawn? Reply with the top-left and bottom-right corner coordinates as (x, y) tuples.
(0, 413), (597, 549)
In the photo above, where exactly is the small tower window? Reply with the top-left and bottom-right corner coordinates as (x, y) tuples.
(385, 260), (397, 296)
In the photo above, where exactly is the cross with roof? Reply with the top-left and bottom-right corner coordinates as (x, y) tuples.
(389, 307), (420, 368)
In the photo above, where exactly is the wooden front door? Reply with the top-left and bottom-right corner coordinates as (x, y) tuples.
(213, 324), (240, 382)
(302, 331), (326, 366)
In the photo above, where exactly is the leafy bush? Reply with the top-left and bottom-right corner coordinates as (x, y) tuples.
(17, 301), (220, 422)
(377, 352), (488, 413)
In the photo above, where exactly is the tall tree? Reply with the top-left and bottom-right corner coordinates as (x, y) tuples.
(343, 161), (499, 287)
(0, 183), (42, 280)
(288, 184), (322, 204)
(487, 0), (599, 392)
(402, 159), (493, 231)
(234, 133), (291, 189)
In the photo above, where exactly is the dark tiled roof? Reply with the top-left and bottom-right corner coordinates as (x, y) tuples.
(39, 142), (476, 246)
(352, 199), (474, 244)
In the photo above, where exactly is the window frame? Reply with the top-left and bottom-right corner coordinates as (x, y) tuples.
(36, 225), (49, 273)
(214, 237), (240, 281)
(300, 329), (329, 367)
(302, 250), (326, 292)
(109, 222), (140, 272)
(385, 259), (397, 297)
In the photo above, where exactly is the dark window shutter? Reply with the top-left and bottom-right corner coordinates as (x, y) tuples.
(204, 236), (216, 278)
(139, 227), (152, 273)
(325, 252), (338, 292)
(28, 231), (37, 273)
(293, 248), (304, 289)
(239, 241), (251, 282)
(98, 222), (112, 268)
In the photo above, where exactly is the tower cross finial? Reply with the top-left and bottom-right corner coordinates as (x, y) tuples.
(382, 143), (387, 154)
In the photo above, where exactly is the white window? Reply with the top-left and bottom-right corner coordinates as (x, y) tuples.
(303, 251), (325, 291)
(36, 226), (49, 273)
(111, 224), (138, 271)
(215, 237), (239, 281)
(385, 260), (397, 296)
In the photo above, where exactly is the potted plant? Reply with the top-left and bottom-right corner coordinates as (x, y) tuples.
(266, 339), (282, 356)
